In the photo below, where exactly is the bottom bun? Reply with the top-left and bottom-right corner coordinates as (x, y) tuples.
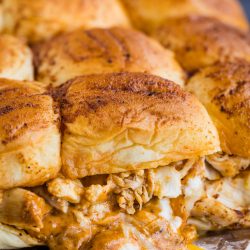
(0, 224), (42, 249)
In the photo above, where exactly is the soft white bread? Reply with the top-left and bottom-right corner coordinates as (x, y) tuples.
(59, 72), (220, 179)
(33, 27), (185, 88)
(187, 61), (250, 158)
(152, 16), (250, 72)
(120, 0), (249, 33)
(0, 0), (130, 43)
(0, 34), (33, 81)
(0, 78), (61, 189)
(0, 224), (43, 249)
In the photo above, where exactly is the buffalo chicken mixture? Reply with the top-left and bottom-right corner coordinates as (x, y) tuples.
(1, 153), (248, 248)
(189, 152), (250, 232)
(0, 159), (205, 249)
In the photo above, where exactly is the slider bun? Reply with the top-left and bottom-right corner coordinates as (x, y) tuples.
(33, 27), (185, 88)
(120, 0), (249, 32)
(60, 72), (220, 179)
(0, 35), (33, 81)
(0, 6), (3, 32)
(0, 0), (130, 43)
(0, 224), (42, 249)
(187, 60), (250, 157)
(152, 16), (250, 72)
(0, 78), (61, 189)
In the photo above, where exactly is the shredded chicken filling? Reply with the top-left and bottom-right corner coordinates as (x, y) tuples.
(189, 152), (250, 231)
(206, 152), (250, 177)
(108, 159), (201, 215)
(0, 158), (204, 249)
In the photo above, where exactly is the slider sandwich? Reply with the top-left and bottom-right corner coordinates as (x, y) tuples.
(0, 78), (61, 248)
(119, 0), (248, 33)
(152, 15), (250, 72)
(187, 60), (250, 232)
(33, 27), (185, 88)
(0, 0), (130, 43)
(0, 73), (220, 249)
(0, 34), (33, 81)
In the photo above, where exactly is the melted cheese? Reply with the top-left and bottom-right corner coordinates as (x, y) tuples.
(120, 243), (140, 250)
(184, 176), (204, 212)
(158, 199), (182, 232)
(206, 172), (250, 210)
(187, 244), (204, 250)
(154, 166), (181, 198)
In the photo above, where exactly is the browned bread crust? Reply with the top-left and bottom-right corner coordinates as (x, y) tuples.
(120, 0), (249, 33)
(152, 16), (250, 72)
(33, 27), (185, 87)
(187, 60), (250, 157)
(0, 0), (130, 43)
(0, 34), (33, 80)
(58, 72), (219, 178)
(0, 78), (61, 189)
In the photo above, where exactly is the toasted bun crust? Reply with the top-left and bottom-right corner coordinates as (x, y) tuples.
(59, 72), (220, 178)
(152, 16), (250, 72)
(0, 6), (3, 32)
(0, 0), (130, 43)
(120, 0), (249, 32)
(33, 27), (185, 88)
(0, 78), (61, 189)
(0, 35), (33, 81)
(0, 224), (42, 249)
(187, 60), (250, 157)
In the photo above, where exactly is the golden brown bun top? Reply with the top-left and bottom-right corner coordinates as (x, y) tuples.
(0, 5), (3, 32)
(0, 79), (60, 189)
(33, 27), (185, 87)
(0, 78), (58, 149)
(187, 60), (250, 158)
(120, 0), (249, 33)
(152, 15), (250, 72)
(59, 72), (220, 178)
(0, 0), (130, 43)
(0, 34), (33, 81)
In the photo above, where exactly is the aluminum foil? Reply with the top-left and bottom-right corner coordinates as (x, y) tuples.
(196, 230), (250, 250)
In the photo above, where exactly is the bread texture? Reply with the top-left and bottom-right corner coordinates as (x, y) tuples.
(0, 5), (3, 32)
(152, 16), (250, 72)
(58, 72), (220, 179)
(0, 78), (61, 189)
(187, 60), (250, 158)
(0, 35), (33, 81)
(33, 27), (185, 88)
(120, 0), (249, 32)
(0, 0), (130, 43)
(0, 224), (42, 249)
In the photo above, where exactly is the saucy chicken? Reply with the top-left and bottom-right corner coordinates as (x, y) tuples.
(0, 159), (205, 249)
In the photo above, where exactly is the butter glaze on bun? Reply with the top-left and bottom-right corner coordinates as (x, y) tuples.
(33, 27), (185, 88)
(187, 60), (250, 158)
(0, 35), (33, 81)
(58, 72), (220, 179)
(0, 0), (130, 43)
(120, 0), (249, 32)
(152, 16), (250, 72)
(0, 78), (61, 189)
